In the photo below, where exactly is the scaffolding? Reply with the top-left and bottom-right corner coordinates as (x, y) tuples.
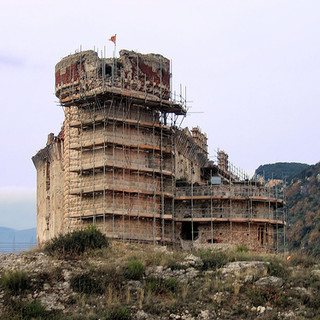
(174, 182), (286, 252)
(58, 49), (186, 245)
(53, 48), (286, 253)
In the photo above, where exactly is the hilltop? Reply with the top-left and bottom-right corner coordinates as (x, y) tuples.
(1, 241), (320, 320)
(254, 162), (309, 181)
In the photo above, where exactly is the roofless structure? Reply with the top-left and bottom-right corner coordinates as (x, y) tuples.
(33, 49), (286, 252)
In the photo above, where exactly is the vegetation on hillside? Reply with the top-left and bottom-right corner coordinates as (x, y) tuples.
(286, 162), (320, 255)
(254, 162), (309, 181)
(44, 226), (109, 258)
(253, 161), (320, 256)
(1, 240), (320, 319)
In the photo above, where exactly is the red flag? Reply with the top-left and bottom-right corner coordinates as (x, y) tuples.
(109, 34), (116, 44)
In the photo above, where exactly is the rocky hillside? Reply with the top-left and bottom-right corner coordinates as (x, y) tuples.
(1, 242), (320, 320)
(254, 162), (309, 181)
(286, 162), (320, 255)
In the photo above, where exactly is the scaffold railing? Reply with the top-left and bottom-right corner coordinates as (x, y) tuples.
(174, 208), (285, 222)
(175, 185), (284, 200)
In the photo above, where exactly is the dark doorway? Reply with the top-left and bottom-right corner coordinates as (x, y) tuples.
(181, 222), (199, 240)
(258, 226), (265, 245)
(207, 238), (221, 243)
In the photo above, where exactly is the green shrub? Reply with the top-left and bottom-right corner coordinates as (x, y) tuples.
(144, 277), (179, 295)
(164, 278), (179, 293)
(22, 300), (47, 319)
(0, 298), (55, 320)
(196, 249), (229, 271)
(44, 226), (109, 258)
(125, 259), (145, 280)
(267, 259), (291, 279)
(289, 252), (318, 268)
(70, 272), (103, 294)
(230, 250), (254, 262)
(143, 299), (167, 315)
(164, 253), (185, 271)
(106, 306), (131, 320)
(144, 277), (164, 294)
(236, 245), (249, 252)
(101, 266), (125, 290)
(0, 270), (31, 295)
(70, 265), (127, 295)
(246, 287), (267, 306)
(306, 295), (320, 310)
(34, 267), (64, 291)
(273, 291), (291, 308)
(247, 286), (291, 309)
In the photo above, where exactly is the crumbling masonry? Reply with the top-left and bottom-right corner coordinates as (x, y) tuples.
(32, 49), (286, 252)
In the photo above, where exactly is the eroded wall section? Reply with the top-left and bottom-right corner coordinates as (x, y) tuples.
(32, 133), (64, 245)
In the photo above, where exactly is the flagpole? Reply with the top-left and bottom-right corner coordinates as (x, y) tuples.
(113, 34), (117, 58)
(109, 34), (117, 87)
(113, 34), (117, 86)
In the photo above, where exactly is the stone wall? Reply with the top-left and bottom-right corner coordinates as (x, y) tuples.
(73, 215), (173, 243)
(32, 133), (64, 245)
(176, 221), (276, 253)
(55, 50), (170, 101)
(175, 127), (208, 183)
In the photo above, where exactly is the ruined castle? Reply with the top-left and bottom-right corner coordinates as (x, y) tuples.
(32, 49), (286, 252)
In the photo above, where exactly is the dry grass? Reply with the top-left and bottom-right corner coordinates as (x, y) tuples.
(3, 240), (320, 320)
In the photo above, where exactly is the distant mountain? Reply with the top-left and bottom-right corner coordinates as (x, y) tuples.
(286, 162), (320, 255)
(0, 227), (37, 254)
(254, 162), (309, 181)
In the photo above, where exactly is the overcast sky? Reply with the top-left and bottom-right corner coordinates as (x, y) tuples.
(0, 0), (319, 229)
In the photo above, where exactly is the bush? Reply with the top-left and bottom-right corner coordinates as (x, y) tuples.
(164, 252), (185, 271)
(44, 226), (109, 258)
(0, 298), (55, 320)
(100, 266), (125, 290)
(196, 249), (229, 271)
(70, 272), (103, 294)
(273, 291), (291, 308)
(22, 300), (47, 319)
(236, 245), (249, 252)
(125, 259), (145, 280)
(0, 270), (31, 295)
(144, 277), (179, 295)
(70, 265), (127, 295)
(288, 252), (318, 268)
(106, 306), (131, 320)
(267, 259), (291, 279)
(246, 288), (267, 306)
(306, 295), (320, 310)
(164, 278), (179, 293)
(143, 299), (167, 315)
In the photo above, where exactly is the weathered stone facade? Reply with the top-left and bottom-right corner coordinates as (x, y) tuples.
(33, 49), (285, 252)
(32, 133), (64, 243)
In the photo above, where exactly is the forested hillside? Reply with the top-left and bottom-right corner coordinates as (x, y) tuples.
(286, 162), (320, 255)
(255, 162), (309, 180)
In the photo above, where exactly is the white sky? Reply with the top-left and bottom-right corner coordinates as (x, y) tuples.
(0, 0), (319, 229)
